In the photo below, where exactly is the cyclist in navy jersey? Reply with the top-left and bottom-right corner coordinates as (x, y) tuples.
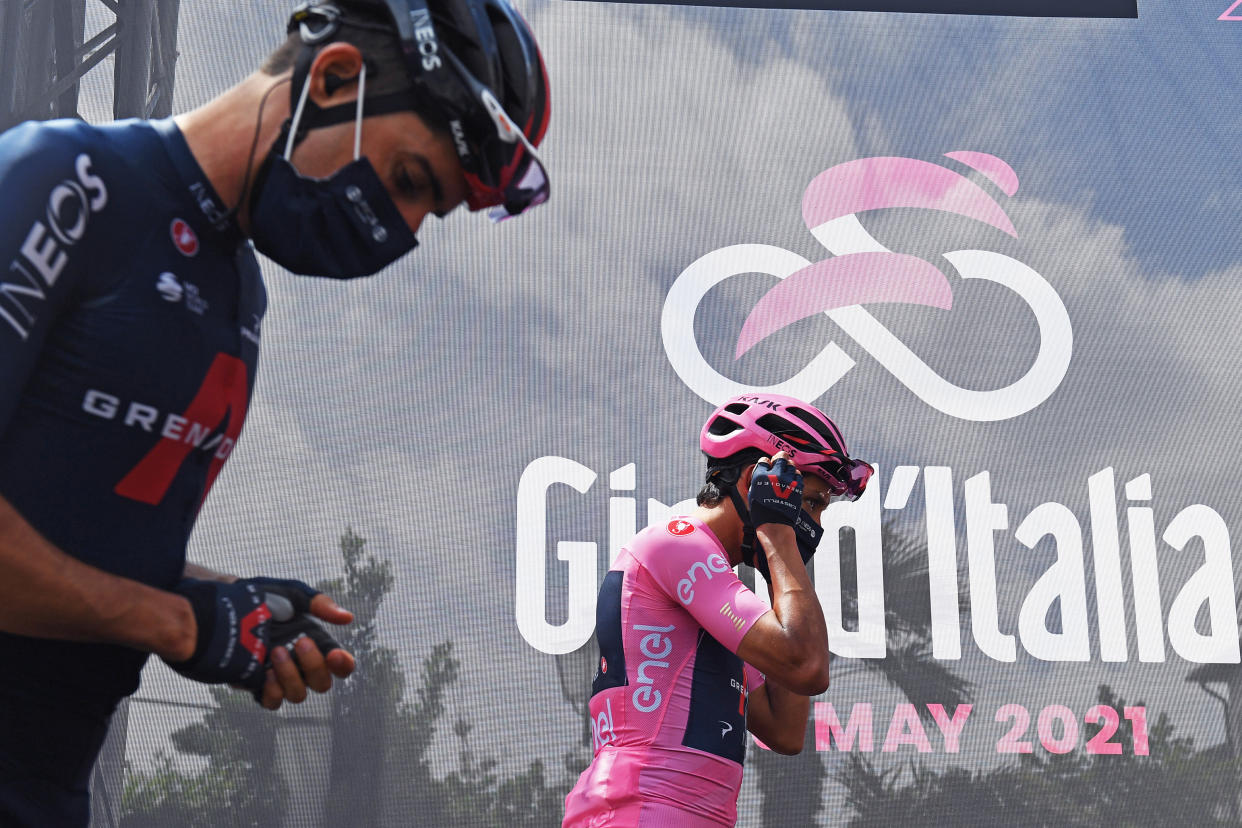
(0, 1), (550, 824)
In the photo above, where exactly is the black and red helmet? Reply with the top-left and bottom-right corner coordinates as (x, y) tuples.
(290, 0), (550, 219)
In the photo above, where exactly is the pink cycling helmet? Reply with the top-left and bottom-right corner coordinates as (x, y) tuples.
(700, 393), (873, 500)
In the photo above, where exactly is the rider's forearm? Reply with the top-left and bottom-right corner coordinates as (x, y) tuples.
(0, 493), (196, 660)
(756, 524), (830, 688)
(764, 677), (812, 740)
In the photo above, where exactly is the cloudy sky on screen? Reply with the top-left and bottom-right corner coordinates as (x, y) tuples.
(74, 0), (1241, 814)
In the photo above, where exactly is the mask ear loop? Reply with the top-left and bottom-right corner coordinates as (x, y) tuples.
(353, 62), (366, 161)
(284, 70), (314, 161)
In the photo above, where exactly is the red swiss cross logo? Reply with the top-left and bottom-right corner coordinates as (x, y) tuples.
(666, 518), (696, 537)
(171, 218), (199, 257)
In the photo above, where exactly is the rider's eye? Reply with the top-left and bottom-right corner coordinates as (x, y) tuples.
(395, 168), (422, 198)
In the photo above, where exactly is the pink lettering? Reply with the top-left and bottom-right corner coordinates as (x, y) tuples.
(927, 703), (973, 753)
(882, 704), (933, 753)
(814, 702), (873, 752)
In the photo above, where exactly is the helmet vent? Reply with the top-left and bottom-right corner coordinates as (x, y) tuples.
(755, 413), (822, 450)
(787, 406), (842, 450)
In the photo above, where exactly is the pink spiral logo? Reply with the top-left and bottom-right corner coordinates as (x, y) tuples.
(662, 151), (1073, 422)
(737, 152), (1020, 358)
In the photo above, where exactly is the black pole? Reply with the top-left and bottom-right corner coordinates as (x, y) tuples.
(112, 0), (153, 119)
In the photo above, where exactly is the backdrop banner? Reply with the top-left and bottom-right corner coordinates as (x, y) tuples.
(52, 0), (1238, 824)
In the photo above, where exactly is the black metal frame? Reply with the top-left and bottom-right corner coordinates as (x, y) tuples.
(0, 0), (182, 133)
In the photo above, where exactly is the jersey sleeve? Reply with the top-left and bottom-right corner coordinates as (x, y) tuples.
(0, 121), (113, 435)
(640, 521), (771, 652)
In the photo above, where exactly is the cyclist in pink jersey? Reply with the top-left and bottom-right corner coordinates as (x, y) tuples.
(564, 394), (874, 827)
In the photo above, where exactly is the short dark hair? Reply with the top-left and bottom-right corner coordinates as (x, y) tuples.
(260, 6), (446, 131)
(695, 448), (765, 507)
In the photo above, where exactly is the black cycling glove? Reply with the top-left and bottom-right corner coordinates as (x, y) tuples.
(747, 456), (803, 528)
(243, 576), (342, 661)
(165, 578), (271, 692)
(745, 458), (827, 583)
(167, 577), (342, 700)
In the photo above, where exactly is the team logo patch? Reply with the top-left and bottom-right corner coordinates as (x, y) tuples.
(156, 272), (183, 302)
(666, 518), (695, 537)
(170, 218), (199, 257)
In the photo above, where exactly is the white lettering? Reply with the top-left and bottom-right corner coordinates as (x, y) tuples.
(214, 437), (235, 460)
(632, 685), (661, 713)
(75, 154), (107, 211)
(514, 457), (597, 654)
(1126, 475), (1165, 662)
(636, 659), (669, 684)
(1088, 468), (1128, 661)
(816, 467), (888, 658)
(517, 458), (1240, 666)
(82, 389), (119, 418)
(675, 553), (731, 606)
(591, 699), (616, 752)
(632, 622), (673, 713)
(46, 181), (89, 246)
(162, 413), (187, 440)
(639, 632), (672, 660)
(924, 467), (962, 659)
(185, 421), (212, 447)
(0, 260), (48, 339)
(1016, 502), (1090, 661)
(1165, 505), (1240, 663)
(965, 472), (1015, 662)
(18, 223), (67, 286)
(124, 402), (158, 432)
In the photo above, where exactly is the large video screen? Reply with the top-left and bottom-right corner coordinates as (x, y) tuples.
(3, 0), (1239, 825)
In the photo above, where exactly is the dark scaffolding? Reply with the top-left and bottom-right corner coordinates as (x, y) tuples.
(0, 0), (182, 132)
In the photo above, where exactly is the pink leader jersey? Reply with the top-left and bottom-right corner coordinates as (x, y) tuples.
(563, 516), (772, 827)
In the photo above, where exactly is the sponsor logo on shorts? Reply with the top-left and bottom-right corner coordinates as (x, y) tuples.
(591, 698), (617, 752)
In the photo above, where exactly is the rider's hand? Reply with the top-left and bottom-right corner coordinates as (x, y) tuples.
(748, 453), (804, 529)
(242, 577), (356, 710)
(164, 578), (272, 693)
(166, 577), (355, 707)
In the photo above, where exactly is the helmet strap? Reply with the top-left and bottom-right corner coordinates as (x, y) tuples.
(285, 48), (404, 150)
(721, 477), (759, 569)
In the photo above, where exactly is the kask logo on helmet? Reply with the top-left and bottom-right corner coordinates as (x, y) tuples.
(661, 152), (1074, 422)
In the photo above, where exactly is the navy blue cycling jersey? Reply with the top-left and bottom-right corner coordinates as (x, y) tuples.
(0, 117), (266, 704)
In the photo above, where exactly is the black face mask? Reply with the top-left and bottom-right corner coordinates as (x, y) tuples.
(248, 64), (418, 278)
(725, 485), (823, 583)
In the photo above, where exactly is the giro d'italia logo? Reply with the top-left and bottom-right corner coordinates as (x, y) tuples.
(661, 152), (1074, 422)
